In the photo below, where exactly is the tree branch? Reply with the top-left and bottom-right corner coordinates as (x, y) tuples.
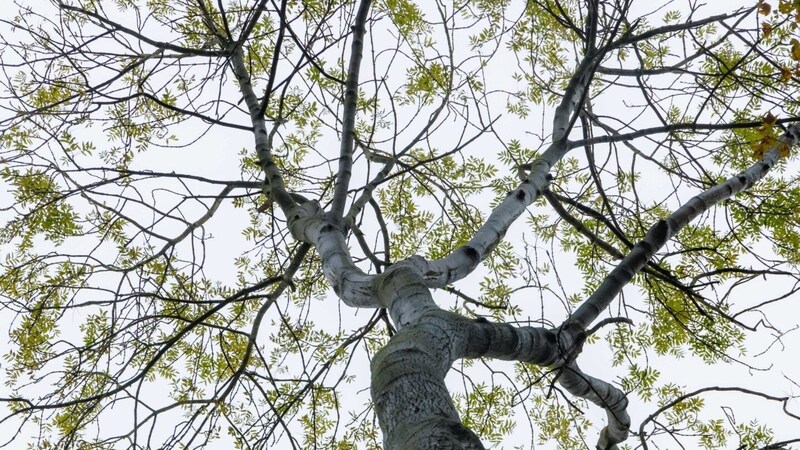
(558, 361), (630, 450)
(408, 47), (607, 288)
(571, 123), (800, 329)
(330, 0), (372, 221)
(569, 118), (800, 151)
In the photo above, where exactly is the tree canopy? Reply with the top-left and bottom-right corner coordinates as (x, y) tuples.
(1, 0), (800, 448)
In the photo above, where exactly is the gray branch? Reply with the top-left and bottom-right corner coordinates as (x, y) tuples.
(331, 0), (372, 220)
(571, 123), (800, 329)
(558, 361), (630, 450)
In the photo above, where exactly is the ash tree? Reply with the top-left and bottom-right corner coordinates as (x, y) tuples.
(2, 0), (800, 448)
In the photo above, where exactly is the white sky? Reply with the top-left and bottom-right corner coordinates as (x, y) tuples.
(1, 0), (799, 449)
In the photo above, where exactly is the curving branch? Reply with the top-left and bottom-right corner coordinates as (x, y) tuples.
(558, 361), (630, 450)
(408, 48), (607, 289)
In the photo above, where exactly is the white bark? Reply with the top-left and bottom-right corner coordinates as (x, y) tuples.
(290, 207), (379, 308)
(558, 361), (630, 450)
(406, 165), (552, 288)
(229, 45), (297, 213)
(408, 50), (607, 288)
(331, 0), (372, 219)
